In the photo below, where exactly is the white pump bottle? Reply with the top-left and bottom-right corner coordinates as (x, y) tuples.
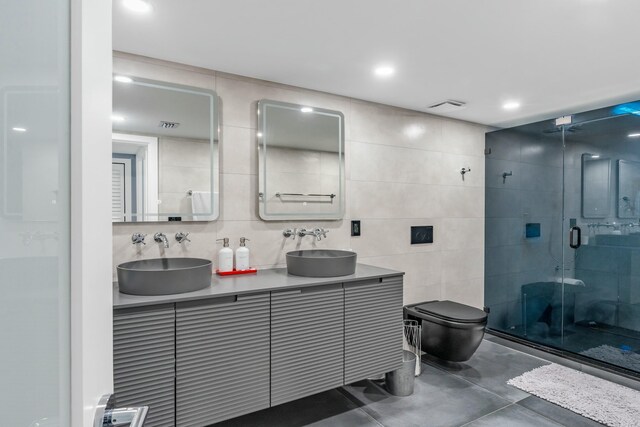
(217, 237), (234, 272)
(235, 237), (251, 271)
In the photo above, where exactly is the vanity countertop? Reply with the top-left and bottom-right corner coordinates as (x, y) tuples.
(113, 263), (404, 309)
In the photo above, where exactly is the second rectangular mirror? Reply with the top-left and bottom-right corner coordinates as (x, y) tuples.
(257, 100), (345, 220)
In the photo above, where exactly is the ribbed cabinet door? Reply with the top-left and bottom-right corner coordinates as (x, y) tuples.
(113, 305), (176, 427)
(175, 293), (270, 427)
(271, 284), (344, 406)
(344, 276), (404, 384)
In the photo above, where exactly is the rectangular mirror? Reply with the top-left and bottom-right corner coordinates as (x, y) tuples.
(617, 159), (640, 219)
(112, 76), (219, 222)
(257, 100), (345, 220)
(582, 153), (611, 218)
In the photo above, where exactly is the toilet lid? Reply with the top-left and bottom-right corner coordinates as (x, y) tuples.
(415, 300), (487, 323)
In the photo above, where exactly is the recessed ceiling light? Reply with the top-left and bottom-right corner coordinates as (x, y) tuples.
(591, 155), (601, 159)
(257, 132), (263, 138)
(502, 101), (521, 110)
(628, 133), (640, 138)
(123, 0), (152, 13)
(12, 127), (27, 132)
(112, 115), (125, 122)
(374, 65), (395, 78)
(300, 107), (313, 113)
(114, 75), (133, 83)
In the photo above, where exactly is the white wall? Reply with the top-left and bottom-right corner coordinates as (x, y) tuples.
(157, 136), (211, 214)
(71, 0), (113, 425)
(112, 52), (486, 308)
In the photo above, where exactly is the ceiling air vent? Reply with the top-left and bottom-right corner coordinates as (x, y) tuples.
(159, 121), (180, 129)
(427, 100), (467, 113)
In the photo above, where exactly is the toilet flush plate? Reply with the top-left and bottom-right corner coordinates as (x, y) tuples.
(411, 226), (433, 244)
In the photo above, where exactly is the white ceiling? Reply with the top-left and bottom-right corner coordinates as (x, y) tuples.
(113, 0), (640, 128)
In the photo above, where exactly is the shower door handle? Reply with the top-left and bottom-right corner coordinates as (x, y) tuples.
(569, 226), (581, 249)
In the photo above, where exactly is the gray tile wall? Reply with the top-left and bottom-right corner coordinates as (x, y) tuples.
(112, 52), (487, 307)
(485, 129), (564, 330)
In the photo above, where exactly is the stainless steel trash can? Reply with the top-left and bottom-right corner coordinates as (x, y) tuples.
(385, 350), (416, 396)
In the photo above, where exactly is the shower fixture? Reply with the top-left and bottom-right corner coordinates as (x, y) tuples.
(502, 171), (513, 184)
(460, 167), (471, 180)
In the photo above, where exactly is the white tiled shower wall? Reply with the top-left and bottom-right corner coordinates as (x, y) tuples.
(112, 51), (487, 308)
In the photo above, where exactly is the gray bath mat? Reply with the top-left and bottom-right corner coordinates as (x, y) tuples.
(507, 364), (640, 427)
(580, 345), (640, 372)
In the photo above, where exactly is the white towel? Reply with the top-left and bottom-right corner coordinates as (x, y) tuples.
(190, 191), (211, 220)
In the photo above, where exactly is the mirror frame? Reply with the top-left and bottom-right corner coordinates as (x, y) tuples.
(112, 76), (220, 222)
(257, 99), (345, 221)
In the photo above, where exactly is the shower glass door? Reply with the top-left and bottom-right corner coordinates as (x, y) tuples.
(485, 103), (640, 375)
(561, 113), (640, 373)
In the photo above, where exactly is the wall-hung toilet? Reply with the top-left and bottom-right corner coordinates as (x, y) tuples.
(404, 300), (488, 362)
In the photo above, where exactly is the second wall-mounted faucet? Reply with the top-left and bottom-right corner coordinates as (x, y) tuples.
(283, 227), (330, 241)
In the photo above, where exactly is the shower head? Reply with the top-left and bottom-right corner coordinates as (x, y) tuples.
(542, 124), (583, 134)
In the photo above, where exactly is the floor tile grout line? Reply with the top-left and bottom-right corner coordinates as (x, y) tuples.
(459, 402), (567, 427)
(420, 358), (527, 404)
(483, 336), (559, 364)
(513, 397), (607, 427)
(457, 403), (515, 427)
(336, 386), (385, 427)
(356, 407), (385, 427)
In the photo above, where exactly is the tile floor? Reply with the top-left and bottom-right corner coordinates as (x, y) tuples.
(213, 339), (609, 426)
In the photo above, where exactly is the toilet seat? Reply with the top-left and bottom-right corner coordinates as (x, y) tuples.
(415, 300), (487, 324)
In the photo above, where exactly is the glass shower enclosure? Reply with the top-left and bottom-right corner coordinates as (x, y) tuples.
(485, 102), (640, 376)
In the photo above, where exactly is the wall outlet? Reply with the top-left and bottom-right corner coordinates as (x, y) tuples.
(411, 226), (433, 244)
(351, 220), (361, 237)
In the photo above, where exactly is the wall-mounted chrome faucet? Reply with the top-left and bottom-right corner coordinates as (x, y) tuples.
(283, 227), (329, 241)
(154, 232), (169, 248)
(131, 233), (146, 245)
(175, 232), (191, 244)
(502, 171), (513, 184)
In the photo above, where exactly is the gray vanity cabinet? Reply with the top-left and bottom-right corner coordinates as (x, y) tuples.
(113, 305), (176, 427)
(270, 284), (344, 406)
(175, 293), (271, 427)
(344, 276), (404, 383)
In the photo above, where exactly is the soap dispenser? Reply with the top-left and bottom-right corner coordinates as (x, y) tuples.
(236, 237), (251, 271)
(216, 238), (234, 272)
